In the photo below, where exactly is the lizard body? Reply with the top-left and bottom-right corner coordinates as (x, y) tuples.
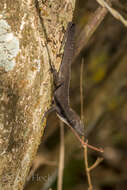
(52, 22), (84, 137)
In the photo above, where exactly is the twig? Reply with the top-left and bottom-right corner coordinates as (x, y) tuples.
(84, 142), (93, 190)
(72, 56), (103, 152)
(57, 121), (65, 190)
(80, 57), (92, 190)
(84, 146), (103, 189)
(96, 0), (127, 27)
(80, 57), (84, 122)
(88, 157), (104, 172)
(80, 57), (93, 189)
(74, 5), (109, 62)
(68, 122), (103, 152)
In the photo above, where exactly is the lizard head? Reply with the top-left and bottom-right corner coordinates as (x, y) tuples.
(75, 120), (84, 137)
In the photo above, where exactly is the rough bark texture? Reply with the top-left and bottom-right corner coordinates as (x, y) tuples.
(0, 0), (75, 189)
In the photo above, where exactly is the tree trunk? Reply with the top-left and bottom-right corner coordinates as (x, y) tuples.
(0, 0), (75, 189)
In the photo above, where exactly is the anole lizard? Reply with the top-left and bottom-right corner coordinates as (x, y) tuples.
(35, 0), (102, 151)
(52, 22), (84, 137)
(44, 22), (103, 152)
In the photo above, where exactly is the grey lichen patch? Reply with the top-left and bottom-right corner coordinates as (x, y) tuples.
(0, 19), (19, 71)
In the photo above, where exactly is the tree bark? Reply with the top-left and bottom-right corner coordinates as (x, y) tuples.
(0, 0), (75, 189)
